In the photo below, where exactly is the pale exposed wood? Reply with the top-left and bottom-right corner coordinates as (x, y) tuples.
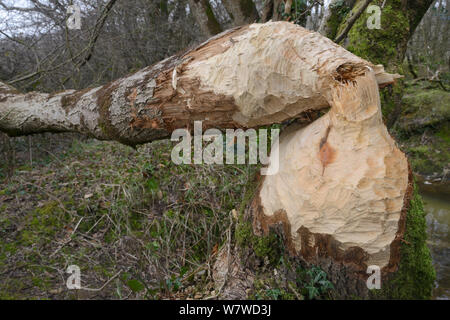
(256, 71), (409, 270)
(0, 22), (399, 145)
(373, 64), (403, 88)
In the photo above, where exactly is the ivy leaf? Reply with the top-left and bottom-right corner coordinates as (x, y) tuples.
(127, 279), (145, 292)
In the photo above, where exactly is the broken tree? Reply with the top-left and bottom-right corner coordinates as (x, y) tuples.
(0, 22), (434, 299)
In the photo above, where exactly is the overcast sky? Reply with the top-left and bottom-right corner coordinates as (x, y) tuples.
(0, 0), (34, 34)
(0, 0), (339, 39)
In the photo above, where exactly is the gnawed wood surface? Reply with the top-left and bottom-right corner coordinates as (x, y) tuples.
(251, 71), (410, 297)
(1, 22), (399, 146)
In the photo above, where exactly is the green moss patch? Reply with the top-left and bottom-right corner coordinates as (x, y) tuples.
(346, 1), (410, 68)
(235, 218), (283, 266)
(371, 183), (435, 299)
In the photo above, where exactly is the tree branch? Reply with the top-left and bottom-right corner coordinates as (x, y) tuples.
(334, 0), (372, 44)
(1, 22), (400, 145)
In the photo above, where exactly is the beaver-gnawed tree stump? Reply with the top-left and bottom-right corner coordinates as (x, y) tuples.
(0, 22), (435, 299)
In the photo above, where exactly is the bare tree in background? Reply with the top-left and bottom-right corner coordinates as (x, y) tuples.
(406, 0), (449, 85)
(0, 0), (200, 91)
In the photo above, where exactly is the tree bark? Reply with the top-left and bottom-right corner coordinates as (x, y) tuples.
(334, 0), (372, 44)
(261, 0), (284, 21)
(188, 0), (222, 37)
(261, 0), (274, 22)
(272, 0), (283, 20)
(284, 0), (293, 15)
(222, 0), (259, 26)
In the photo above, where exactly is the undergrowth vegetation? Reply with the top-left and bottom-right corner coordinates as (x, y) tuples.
(0, 133), (256, 299)
(0, 132), (333, 299)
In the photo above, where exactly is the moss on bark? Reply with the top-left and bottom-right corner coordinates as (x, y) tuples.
(239, 0), (257, 18)
(339, 0), (441, 135)
(371, 182), (436, 299)
(235, 218), (283, 266)
(394, 85), (450, 179)
(234, 171), (285, 266)
(326, 0), (353, 39)
(346, 1), (409, 68)
(343, 0), (433, 127)
(344, 1), (409, 126)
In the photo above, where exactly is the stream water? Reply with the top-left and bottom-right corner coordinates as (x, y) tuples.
(420, 188), (450, 300)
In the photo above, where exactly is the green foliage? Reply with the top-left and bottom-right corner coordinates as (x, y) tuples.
(251, 278), (297, 300)
(165, 276), (182, 292)
(436, 124), (450, 144)
(235, 218), (283, 266)
(296, 265), (334, 300)
(19, 201), (69, 246)
(127, 279), (145, 293)
(265, 288), (282, 299)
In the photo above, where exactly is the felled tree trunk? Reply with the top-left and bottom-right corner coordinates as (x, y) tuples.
(0, 23), (396, 145)
(0, 22), (433, 299)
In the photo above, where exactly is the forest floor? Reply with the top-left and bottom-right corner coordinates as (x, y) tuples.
(0, 134), (259, 299)
(1, 133), (324, 299)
